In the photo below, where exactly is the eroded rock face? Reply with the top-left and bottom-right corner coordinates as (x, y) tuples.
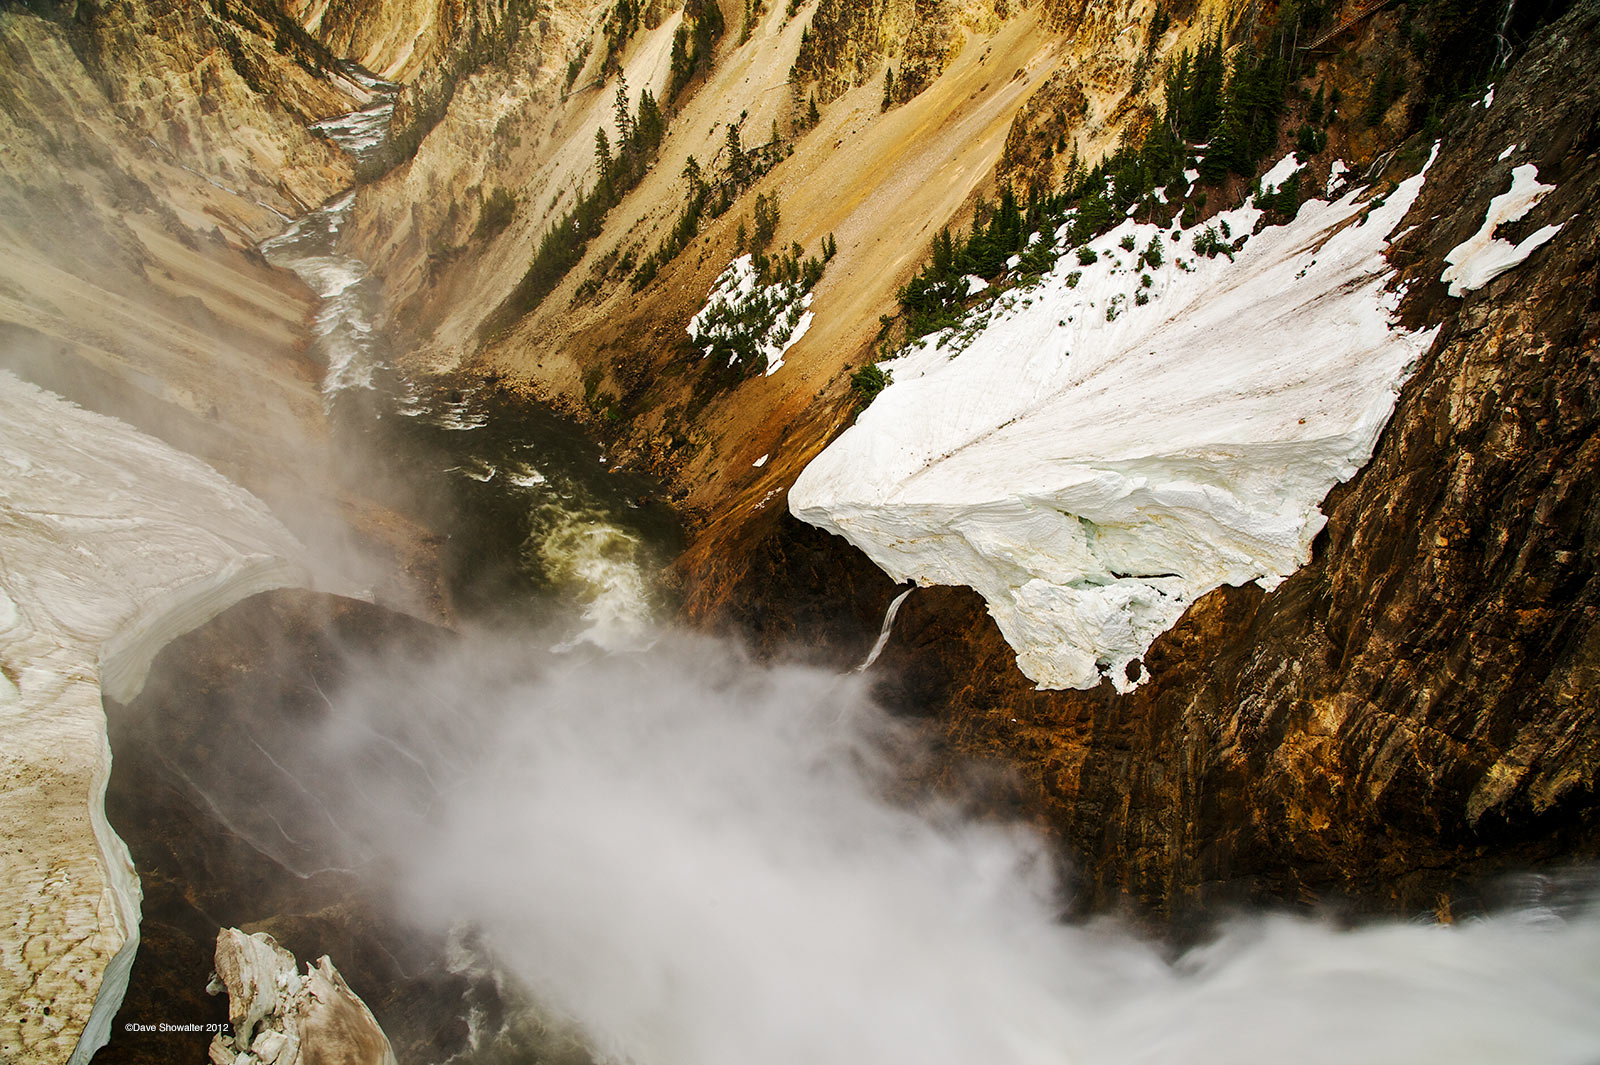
(0, 0), (358, 527)
(207, 929), (397, 1065)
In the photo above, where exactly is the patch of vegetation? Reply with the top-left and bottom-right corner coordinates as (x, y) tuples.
(686, 235), (831, 390)
(475, 187), (517, 240)
(484, 75), (668, 333)
(850, 363), (891, 408)
(887, 1), (1339, 344)
(668, 0), (726, 102)
(631, 115), (787, 290)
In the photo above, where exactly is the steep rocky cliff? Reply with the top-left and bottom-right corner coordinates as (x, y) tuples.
(269, 0), (1599, 923)
(4, 0), (1599, 1056)
(329, 0), (1224, 544)
(797, 0), (1600, 921)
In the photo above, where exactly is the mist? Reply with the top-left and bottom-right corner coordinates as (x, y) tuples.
(230, 628), (1600, 1065)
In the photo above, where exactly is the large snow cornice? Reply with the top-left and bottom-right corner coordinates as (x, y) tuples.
(0, 371), (322, 1065)
(792, 157), (1439, 692)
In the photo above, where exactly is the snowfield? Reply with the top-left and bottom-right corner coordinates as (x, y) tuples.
(791, 155), (1440, 691)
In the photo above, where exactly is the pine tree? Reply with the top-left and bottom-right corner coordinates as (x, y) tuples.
(636, 90), (664, 153)
(595, 126), (613, 184)
(724, 121), (747, 185)
(613, 73), (633, 149)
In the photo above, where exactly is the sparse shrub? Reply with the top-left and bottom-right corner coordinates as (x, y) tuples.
(1192, 225), (1230, 259)
(475, 187), (516, 239)
(1077, 246), (1099, 265)
(1141, 237), (1164, 269)
(850, 363), (891, 407)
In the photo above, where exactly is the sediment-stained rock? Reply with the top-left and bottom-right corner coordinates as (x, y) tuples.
(207, 929), (397, 1065)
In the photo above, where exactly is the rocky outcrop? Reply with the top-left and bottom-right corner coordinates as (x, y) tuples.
(207, 929), (396, 1065)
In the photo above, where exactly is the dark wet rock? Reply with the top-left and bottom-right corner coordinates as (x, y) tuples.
(94, 590), (486, 1065)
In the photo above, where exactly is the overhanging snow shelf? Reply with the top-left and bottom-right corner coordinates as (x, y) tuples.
(791, 156), (1439, 692)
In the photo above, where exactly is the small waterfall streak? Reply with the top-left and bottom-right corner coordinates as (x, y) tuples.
(1495, 0), (1518, 67)
(856, 587), (915, 673)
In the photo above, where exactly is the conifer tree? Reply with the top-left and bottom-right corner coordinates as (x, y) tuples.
(595, 126), (613, 184)
(613, 73), (633, 149)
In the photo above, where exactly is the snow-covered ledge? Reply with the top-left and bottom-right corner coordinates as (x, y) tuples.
(0, 370), (324, 1065)
(792, 155), (1439, 691)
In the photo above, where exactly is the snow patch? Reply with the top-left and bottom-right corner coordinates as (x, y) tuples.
(791, 156), (1438, 692)
(1258, 154), (1304, 192)
(1327, 160), (1350, 197)
(687, 255), (817, 377)
(1441, 163), (1563, 296)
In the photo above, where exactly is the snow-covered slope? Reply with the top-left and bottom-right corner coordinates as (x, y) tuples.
(791, 157), (1440, 691)
(0, 371), (322, 1064)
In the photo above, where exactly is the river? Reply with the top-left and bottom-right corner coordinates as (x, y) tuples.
(259, 88), (679, 646)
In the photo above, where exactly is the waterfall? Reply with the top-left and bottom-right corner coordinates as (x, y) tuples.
(1495, 0), (1519, 67)
(856, 586), (915, 672)
(205, 632), (1600, 1065)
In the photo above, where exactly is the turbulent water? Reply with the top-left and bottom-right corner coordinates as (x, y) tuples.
(259, 109), (677, 643)
(313, 62), (399, 165)
(260, 191), (384, 398)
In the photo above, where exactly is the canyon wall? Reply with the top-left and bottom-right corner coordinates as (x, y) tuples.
(781, 0), (1600, 921)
